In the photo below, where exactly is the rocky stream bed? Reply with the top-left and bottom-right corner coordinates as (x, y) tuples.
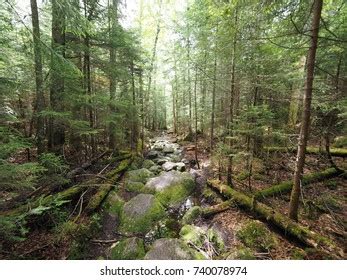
(87, 133), (229, 260)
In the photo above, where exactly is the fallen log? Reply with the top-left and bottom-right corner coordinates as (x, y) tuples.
(266, 146), (347, 158)
(0, 157), (132, 218)
(201, 200), (235, 217)
(254, 168), (345, 199)
(207, 179), (343, 258)
(84, 157), (132, 213)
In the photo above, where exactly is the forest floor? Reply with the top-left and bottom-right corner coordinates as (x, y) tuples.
(83, 131), (346, 260)
(1, 131), (345, 260)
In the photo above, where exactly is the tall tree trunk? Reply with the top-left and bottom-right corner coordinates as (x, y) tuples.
(210, 28), (218, 152)
(227, 6), (238, 185)
(30, 0), (45, 155)
(108, 0), (118, 151)
(130, 61), (137, 151)
(288, 56), (306, 130)
(194, 64), (200, 169)
(48, 0), (66, 154)
(139, 70), (144, 153)
(289, 0), (323, 221)
(146, 3), (161, 129)
(187, 16), (192, 135)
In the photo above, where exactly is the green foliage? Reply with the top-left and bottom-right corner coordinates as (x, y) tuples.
(0, 216), (28, 244)
(0, 161), (46, 191)
(236, 221), (277, 252)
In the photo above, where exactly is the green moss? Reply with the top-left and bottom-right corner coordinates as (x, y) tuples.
(181, 206), (202, 225)
(155, 179), (195, 207)
(255, 168), (342, 199)
(119, 197), (166, 234)
(207, 228), (225, 252)
(236, 221), (277, 252)
(236, 171), (250, 181)
(180, 225), (205, 247)
(124, 181), (155, 194)
(202, 188), (223, 204)
(142, 159), (155, 169)
(316, 194), (341, 212)
(129, 156), (144, 170)
(110, 237), (145, 260)
(291, 248), (307, 260)
(325, 180), (337, 190)
(125, 168), (154, 184)
(226, 246), (256, 260)
(102, 192), (124, 216)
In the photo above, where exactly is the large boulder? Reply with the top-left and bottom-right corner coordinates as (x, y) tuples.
(147, 150), (159, 159)
(145, 171), (195, 207)
(163, 146), (175, 154)
(125, 181), (147, 193)
(119, 194), (166, 234)
(149, 165), (161, 174)
(125, 168), (153, 184)
(142, 159), (155, 169)
(110, 237), (145, 260)
(162, 161), (176, 171)
(144, 238), (205, 260)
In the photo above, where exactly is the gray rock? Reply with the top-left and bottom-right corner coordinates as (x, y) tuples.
(162, 161), (176, 171)
(144, 238), (201, 260)
(123, 194), (156, 218)
(170, 154), (182, 163)
(147, 150), (159, 159)
(120, 194), (166, 234)
(163, 146), (175, 154)
(176, 162), (186, 172)
(145, 171), (194, 192)
(157, 158), (168, 165)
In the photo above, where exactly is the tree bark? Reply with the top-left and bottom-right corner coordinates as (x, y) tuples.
(30, 0), (45, 155)
(108, 0), (118, 151)
(210, 27), (218, 151)
(289, 0), (323, 221)
(48, 0), (66, 154)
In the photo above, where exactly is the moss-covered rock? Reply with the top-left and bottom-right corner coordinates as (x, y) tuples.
(124, 181), (145, 193)
(110, 237), (145, 260)
(144, 238), (206, 260)
(149, 165), (161, 174)
(181, 206), (202, 225)
(226, 246), (256, 260)
(119, 194), (166, 234)
(179, 225), (205, 247)
(179, 224), (226, 254)
(143, 159), (155, 169)
(125, 168), (154, 184)
(145, 171), (195, 207)
(102, 191), (124, 217)
(129, 156), (144, 170)
(236, 221), (277, 252)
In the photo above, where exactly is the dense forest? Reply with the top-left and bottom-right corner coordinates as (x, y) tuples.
(0, 0), (346, 260)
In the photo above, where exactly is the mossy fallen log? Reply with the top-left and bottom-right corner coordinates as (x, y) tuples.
(201, 200), (235, 217)
(84, 157), (133, 213)
(266, 146), (347, 158)
(254, 168), (345, 199)
(0, 156), (132, 218)
(207, 179), (343, 257)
